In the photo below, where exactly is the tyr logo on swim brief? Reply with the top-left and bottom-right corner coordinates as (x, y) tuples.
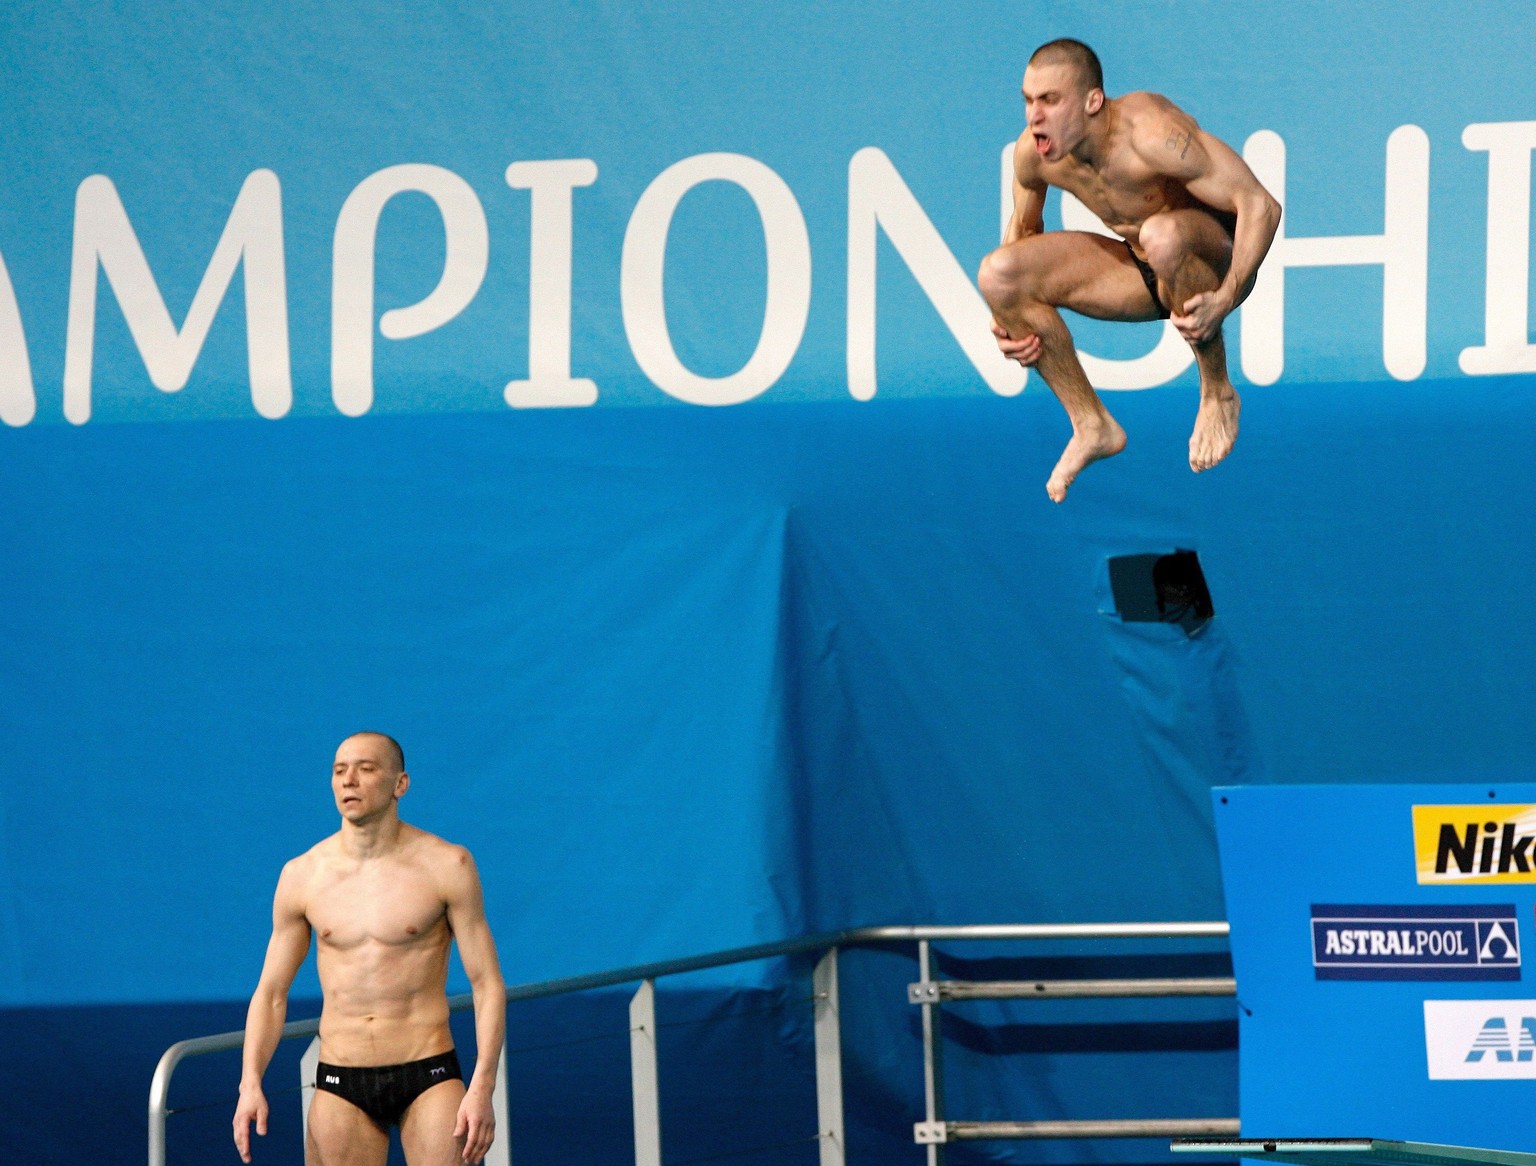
(430, 1067), (446, 1077)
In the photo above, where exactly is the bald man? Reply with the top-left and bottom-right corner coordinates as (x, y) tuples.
(234, 732), (506, 1166)
(978, 38), (1280, 500)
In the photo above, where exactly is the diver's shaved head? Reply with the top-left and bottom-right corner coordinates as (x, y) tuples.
(1028, 38), (1103, 92)
(344, 731), (406, 773)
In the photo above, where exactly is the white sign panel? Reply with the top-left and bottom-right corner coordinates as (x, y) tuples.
(1423, 999), (1536, 1079)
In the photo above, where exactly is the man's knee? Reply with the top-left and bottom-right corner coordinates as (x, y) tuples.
(1140, 211), (1229, 280)
(977, 243), (1045, 310)
(1137, 214), (1191, 274)
(976, 247), (1018, 307)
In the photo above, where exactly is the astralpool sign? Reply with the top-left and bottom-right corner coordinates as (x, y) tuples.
(1310, 904), (1522, 980)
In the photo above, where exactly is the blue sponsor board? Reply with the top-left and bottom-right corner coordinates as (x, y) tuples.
(1311, 903), (1521, 981)
(1221, 785), (1536, 1148)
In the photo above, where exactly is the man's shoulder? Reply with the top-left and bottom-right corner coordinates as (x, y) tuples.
(402, 825), (474, 868)
(396, 828), (481, 903)
(1111, 92), (1209, 172)
(1115, 91), (1198, 139)
(1117, 90), (1187, 118)
(287, 833), (342, 869)
(274, 837), (330, 890)
(269, 837), (333, 915)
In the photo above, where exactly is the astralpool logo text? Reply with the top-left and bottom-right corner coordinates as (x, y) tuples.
(1311, 904), (1521, 980)
(1413, 804), (1536, 884)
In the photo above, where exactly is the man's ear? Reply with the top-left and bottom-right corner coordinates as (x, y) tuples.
(1086, 88), (1105, 115)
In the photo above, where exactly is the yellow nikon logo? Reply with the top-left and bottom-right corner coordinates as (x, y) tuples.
(1413, 804), (1536, 884)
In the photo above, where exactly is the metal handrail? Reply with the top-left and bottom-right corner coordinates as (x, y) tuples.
(149, 920), (1231, 1166)
(910, 976), (1238, 1002)
(926, 1119), (1244, 1142)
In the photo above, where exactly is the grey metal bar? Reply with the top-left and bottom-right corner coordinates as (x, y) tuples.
(903, 924), (1236, 1157)
(918, 1119), (1243, 1143)
(299, 1036), (319, 1134)
(489, 1044), (510, 1166)
(909, 977), (1237, 1003)
(440, 923), (1230, 1013)
(453, 929), (855, 1012)
(918, 940), (946, 1166)
(813, 948), (845, 1166)
(855, 922), (1229, 943)
(630, 979), (662, 1166)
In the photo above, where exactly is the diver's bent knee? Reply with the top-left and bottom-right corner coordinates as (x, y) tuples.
(1137, 214), (1189, 271)
(976, 248), (1015, 304)
(978, 245), (1043, 308)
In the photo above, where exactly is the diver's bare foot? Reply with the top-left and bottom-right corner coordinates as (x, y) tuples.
(1190, 388), (1240, 473)
(1046, 417), (1127, 502)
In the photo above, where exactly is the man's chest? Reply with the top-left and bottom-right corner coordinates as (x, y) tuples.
(1049, 158), (1173, 227)
(305, 863), (447, 949)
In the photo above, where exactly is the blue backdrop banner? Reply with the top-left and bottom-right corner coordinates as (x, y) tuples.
(0, 1), (1533, 429)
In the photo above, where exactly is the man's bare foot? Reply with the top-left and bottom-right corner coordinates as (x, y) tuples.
(1046, 417), (1127, 502)
(1189, 389), (1240, 473)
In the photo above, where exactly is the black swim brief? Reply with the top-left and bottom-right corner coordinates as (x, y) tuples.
(1124, 241), (1170, 319)
(315, 1049), (462, 1128)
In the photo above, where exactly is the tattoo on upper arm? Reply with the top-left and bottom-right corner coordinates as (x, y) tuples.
(1166, 130), (1193, 159)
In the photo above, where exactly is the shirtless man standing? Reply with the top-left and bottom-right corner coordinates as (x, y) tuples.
(978, 38), (1281, 501)
(234, 732), (506, 1166)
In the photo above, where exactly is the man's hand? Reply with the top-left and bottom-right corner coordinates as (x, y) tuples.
(992, 321), (1043, 367)
(233, 1084), (269, 1163)
(453, 1085), (496, 1164)
(1170, 287), (1233, 346)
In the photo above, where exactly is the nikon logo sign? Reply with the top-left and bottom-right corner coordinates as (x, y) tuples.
(1413, 805), (1536, 884)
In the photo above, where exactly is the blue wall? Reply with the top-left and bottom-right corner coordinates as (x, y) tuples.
(1, 1), (1534, 1163)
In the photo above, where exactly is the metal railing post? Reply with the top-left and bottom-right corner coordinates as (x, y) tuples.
(813, 947), (846, 1166)
(147, 1044), (181, 1166)
(299, 1035), (322, 1134)
(488, 1043), (511, 1166)
(630, 978), (662, 1166)
(918, 938), (946, 1166)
